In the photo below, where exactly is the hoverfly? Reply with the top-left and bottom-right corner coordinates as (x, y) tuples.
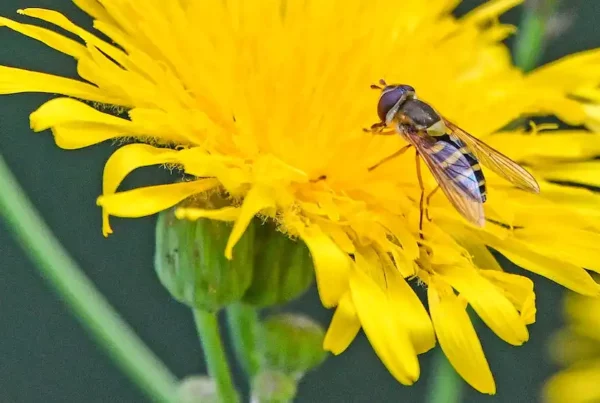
(366, 79), (540, 230)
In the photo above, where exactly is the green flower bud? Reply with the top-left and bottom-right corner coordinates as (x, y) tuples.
(154, 207), (254, 312)
(258, 313), (327, 377)
(178, 376), (219, 403)
(243, 221), (314, 307)
(251, 370), (297, 403)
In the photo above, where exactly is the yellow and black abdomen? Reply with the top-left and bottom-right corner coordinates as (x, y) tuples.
(432, 134), (487, 202)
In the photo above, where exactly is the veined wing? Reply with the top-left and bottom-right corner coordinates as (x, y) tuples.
(404, 131), (485, 227)
(443, 119), (540, 193)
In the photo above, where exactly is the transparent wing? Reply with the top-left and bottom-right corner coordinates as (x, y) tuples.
(404, 132), (485, 227)
(443, 119), (540, 193)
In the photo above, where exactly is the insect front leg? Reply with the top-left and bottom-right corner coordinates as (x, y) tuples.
(363, 121), (395, 134)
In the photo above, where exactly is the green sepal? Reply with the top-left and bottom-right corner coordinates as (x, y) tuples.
(243, 220), (314, 307)
(155, 208), (254, 312)
(258, 313), (328, 377)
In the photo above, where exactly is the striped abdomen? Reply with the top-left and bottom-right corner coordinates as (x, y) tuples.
(430, 134), (487, 202)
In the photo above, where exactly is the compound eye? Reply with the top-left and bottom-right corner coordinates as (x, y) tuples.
(377, 86), (408, 122)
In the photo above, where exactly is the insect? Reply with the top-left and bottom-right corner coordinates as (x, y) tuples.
(366, 79), (540, 232)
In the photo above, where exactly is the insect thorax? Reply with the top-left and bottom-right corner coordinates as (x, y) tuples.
(397, 99), (445, 135)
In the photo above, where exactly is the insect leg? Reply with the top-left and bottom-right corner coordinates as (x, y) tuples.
(363, 122), (392, 134)
(425, 186), (440, 221)
(415, 151), (425, 240)
(368, 144), (412, 171)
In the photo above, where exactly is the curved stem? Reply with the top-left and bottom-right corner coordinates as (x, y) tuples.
(226, 303), (261, 379)
(426, 348), (463, 403)
(193, 309), (240, 403)
(0, 154), (178, 403)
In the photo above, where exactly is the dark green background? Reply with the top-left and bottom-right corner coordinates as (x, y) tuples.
(0, 1), (598, 402)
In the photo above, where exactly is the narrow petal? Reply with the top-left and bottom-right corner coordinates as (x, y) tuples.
(97, 179), (219, 235)
(30, 98), (133, 148)
(20, 8), (131, 71)
(102, 144), (180, 234)
(382, 262), (436, 354)
(480, 270), (536, 325)
(491, 238), (600, 296)
(0, 16), (87, 59)
(435, 265), (529, 345)
(462, 0), (523, 25)
(323, 292), (360, 355)
(536, 161), (600, 187)
(74, 0), (116, 23)
(428, 280), (496, 394)
(351, 269), (420, 385)
(298, 225), (351, 307)
(0, 66), (123, 105)
(175, 206), (240, 222)
(515, 227), (600, 273)
(486, 131), (600, 162)
(224, 186), (275, 259)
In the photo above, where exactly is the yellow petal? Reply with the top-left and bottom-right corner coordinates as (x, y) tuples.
(492, 238), (600, 296)
(0, 16), (87, 59)
(19, 8), (131, 71)
(536, 161), (600, 187)
(486, 131), (600, 162)
(514, 227), (600, 273)
(435, 265), (528, 345)
(101, 144), (180, 235)
(74, 0), (116, 23)
(480, 270), (536, 325)
(298, 225), (351, 308)
(462, 0), (523, 25)
(350, 269), (420, 385)
(224, 186), (275, 259)
(175, 206), (240, 222)
(382, 262), (436, 354)
(0, 66), (123, 105)
(428, 280), (496, 394)
(323, 292), (360, 355)
(30, 98), (133, 148)
(97, 179), (218, 236)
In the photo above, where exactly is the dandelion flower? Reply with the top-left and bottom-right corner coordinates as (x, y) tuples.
(544, 294), (600, 403)
(2, 0), (600, 394)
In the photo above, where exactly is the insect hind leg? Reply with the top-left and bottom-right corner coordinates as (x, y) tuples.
(425, 186), (440, 221)
(415, 151), (425, 240)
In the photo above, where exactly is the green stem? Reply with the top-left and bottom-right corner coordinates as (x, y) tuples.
(193, 309), (239, 403)
(0, 154), (178, 402)
(514, 0), (560, 72)
(226, 303), (261, 379)
(426, 348), (463, 403)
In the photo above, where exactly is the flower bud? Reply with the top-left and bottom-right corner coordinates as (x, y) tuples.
(251, 370), (297, 403)
(243, 221), (314, 307)
(154, 207), (254, 312)
(258, 313), (327, 377)
(178, 376), (219, 403)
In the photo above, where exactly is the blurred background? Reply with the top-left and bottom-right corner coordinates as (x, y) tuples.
(0, 0), (598, 402)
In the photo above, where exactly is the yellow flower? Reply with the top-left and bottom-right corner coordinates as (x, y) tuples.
(544, 294), (600, 403)
(2, 0), (600, 394)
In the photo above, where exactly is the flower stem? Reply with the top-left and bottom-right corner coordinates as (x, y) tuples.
(514, 0), (560, 72)
(0, 154), (178, 403)
(193, 309), (240, 403)
(226, 303), (261, 379)
(426, 348), (462, 403)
